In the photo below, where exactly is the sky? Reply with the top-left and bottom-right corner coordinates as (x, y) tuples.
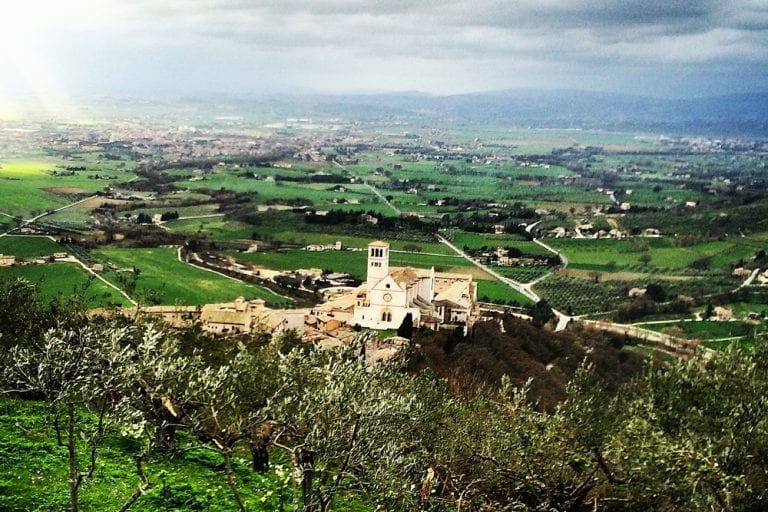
(0, 0), (767, 107)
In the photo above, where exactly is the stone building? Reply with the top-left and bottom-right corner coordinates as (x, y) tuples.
(352, 241), (477, 330)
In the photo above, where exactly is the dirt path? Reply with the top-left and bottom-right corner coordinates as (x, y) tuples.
(363, 181), (401, 216)
(61, 256), (138, 306)
(0, 194), (99, 238)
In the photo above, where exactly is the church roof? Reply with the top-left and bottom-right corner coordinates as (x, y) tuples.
(315, 288), (360, 312)
(434, 271), (473, 280)
(389, 266), (428, 286)
(369, 240), (389, 247)
(200, 309), (250, 326)
(434, 280), (472, 308)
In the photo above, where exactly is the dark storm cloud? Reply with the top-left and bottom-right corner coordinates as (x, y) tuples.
(12, 0), (768, 96)
(179, 0), (767, 60)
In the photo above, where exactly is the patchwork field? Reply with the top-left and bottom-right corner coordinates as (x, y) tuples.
(1, 110), (766, 334)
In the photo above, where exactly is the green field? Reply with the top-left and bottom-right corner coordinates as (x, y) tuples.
(640, 320), (758, 341)
(92, 247), (288, 306)
(477, 280), (534, 305)
(546, 237), (760, 275)
(0, 160), (132, 218)
(0, 236), (63, 258)
(165, 217), (258, 240)
(0, 262), (130, 307)
(451, 231), (551, 257)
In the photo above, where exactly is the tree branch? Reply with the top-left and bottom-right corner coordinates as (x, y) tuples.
(592, 448), (626, 485)
(117, 454), (154, 512)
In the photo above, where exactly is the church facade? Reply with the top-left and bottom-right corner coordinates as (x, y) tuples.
(352, 240), (478, 330)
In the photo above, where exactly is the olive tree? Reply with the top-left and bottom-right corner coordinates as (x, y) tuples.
(0, 324), (138, 512)
(268, 336), (432, 512)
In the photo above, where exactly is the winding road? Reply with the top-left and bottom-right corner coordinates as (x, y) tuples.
(436, 231), (575, 330)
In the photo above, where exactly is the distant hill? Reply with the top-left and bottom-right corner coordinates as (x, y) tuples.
(23, 89), (767, 136)
(255, 89), (768, 136)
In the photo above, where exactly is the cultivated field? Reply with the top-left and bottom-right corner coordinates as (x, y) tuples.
(92, 247), (288, 306)
(0, 262), (131, 307)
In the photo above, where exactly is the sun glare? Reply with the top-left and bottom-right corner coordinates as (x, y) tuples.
(0, 2), (82, 117)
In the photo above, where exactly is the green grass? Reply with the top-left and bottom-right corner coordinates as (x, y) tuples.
(477, 280), (534, 306)
(1, 397), (362, 512)
(0, 159), (133, 218)
(451, 231), (534, 251)
(0, 236), (64, 258)
(701, 338), (762, 351)
(640, 320), (755, 340)
(0, 262), (130, 307)
(92, 247), (288, 306)
(164, 217), (257, 240)
(547, 237), (759, 274)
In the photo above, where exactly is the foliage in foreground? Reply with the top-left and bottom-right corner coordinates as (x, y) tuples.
(0, 282), (767, 511)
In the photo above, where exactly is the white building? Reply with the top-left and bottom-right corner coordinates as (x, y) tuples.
(352, 241), (477, 330)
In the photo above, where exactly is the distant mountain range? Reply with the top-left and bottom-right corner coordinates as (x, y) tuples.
(253, 89), (768, 136)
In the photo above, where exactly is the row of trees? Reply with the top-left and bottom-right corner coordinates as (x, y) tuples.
(1, 282), (768, 511)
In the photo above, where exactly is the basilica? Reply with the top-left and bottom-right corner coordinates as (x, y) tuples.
(351, 240), (478, 330)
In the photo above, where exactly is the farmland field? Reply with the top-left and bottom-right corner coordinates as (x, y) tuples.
(92, 247), (288, 306)
(534, 274), (621, 315)
(546, 237), (759, 276)
(640, 320), (756, 340)
(0, 160), (132, 218)
(0, 262), (130, 307)
(1, 97), (767, 330)
(0, 236), (63, 258)
(477, 280), (534, 305)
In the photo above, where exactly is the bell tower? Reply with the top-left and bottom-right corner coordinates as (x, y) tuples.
(366, 240), (390, 291)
